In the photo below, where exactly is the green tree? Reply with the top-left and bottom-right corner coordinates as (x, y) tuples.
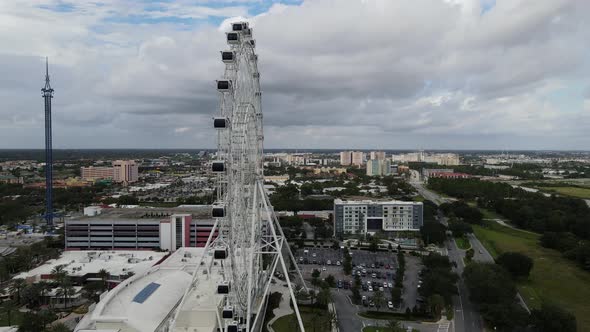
(98, 268), (110, 291)
(496, 252), (534, 279)
(427, 294), (445, 318)
(372, 290), (385, 311)
(324, 274), (336, 288)
(387, 319), (404, 332)
(530, 304), (577, 332)
(311, 269), (321, 288)
(390, 287), (402, 306)
(9, 278), (27, 304)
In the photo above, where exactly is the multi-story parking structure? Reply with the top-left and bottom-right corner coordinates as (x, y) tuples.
(65, 207), (216, 251)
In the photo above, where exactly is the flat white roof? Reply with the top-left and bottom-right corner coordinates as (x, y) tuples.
(16, 250), (167, 280)
(80, 248), (207, 332)
(334, 198), (422, 205)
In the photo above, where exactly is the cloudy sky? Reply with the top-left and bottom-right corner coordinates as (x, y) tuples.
(1, 0), (589, 150)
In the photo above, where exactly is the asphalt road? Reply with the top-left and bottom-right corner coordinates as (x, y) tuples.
(332, 291), (440, 332)
(410, 181), (484, 332)
(447, 234), (485, 332)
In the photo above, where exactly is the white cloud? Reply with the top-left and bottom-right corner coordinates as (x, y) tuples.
(0, 0), (589, 149)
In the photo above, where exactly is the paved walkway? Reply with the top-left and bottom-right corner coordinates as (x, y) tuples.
(266, 280), (295, 332)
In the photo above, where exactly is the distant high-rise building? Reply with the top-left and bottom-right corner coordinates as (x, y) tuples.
(351, 151), (365, 166)
(113, 160), (139, 184)
(340, 151), (352, 166)
(370, 151), (386, 160)
(366, 159), (392, 176)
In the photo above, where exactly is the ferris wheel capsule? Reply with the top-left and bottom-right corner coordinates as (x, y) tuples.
(212, 160), (225, 172)
(222, 306), (234, 319)
(213, 117), (228, 129)
(211, 205), (226, 218)
(221, 51), (235, 63)
(226, 32), (240, 44)
(226, 321), (239, 332)
(217, 80), (232, 92)
(232, 22), (248, 31)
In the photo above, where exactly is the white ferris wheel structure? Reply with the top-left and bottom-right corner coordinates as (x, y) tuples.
(169, 22), (307, 332)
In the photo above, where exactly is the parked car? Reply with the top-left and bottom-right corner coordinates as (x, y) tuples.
(388, 301), (394, 309)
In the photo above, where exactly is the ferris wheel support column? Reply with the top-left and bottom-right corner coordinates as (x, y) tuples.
(268, 199), (309, 293)
(250, 251), (280, 330)
(258, 181), (305, 332)
(245, 182), (259, 331)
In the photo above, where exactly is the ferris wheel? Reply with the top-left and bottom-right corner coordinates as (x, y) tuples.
(169, 22), (306, 332)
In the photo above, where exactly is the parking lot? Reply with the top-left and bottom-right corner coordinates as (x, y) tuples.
(296, 247), (420, 310)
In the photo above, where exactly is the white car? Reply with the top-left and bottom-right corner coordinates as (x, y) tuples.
(336, 261), (341, 266)
(312, 253), (317, 257)
(322, 266), (326, 271)
(368, 286), (373, 292)
(383, 283), (388, 288)
(379, 287), (384, 292)
(327, 260), (331, 265)
(388, 283), (393, 288)
(388, 301), (394, 309)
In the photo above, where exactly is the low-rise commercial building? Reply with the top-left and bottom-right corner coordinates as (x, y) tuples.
(334, 198), (423, 236)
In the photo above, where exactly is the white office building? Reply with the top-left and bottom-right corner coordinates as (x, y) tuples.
(334, 198), (423, 236)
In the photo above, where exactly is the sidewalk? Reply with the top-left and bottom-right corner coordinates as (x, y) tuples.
(266, 280), (295, 332)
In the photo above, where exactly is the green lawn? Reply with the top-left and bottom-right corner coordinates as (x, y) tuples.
(473, 220), (590, 331)
(362, 327), (420, 332)
(271, 306), (332, 332)
(358, 310), (434, 322)
(537, 186), (590, 199)
(454, 237), (471, 250)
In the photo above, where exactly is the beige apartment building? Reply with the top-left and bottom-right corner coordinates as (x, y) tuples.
(81, 160), (138, 183)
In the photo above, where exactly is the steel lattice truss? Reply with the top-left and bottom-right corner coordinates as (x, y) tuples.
(169, 22), (306, 332)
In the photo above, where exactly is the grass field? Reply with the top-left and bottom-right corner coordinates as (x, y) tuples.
(473, 220), (590, 331)
(271, 306), (332, 332)
(454, 237), (471, 250)
(362, 327), (419, 332)
(536, 186), (590, 199)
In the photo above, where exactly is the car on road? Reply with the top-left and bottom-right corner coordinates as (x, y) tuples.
(388, 282), (393, 288)
(369, 301), (375, 307)
(337, 280), (342, 288)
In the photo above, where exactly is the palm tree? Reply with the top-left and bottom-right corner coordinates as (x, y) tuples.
(3, 300), (16, 326)
(9, 278), (26, 304)
(98, 268), (109, 291)
(387, 319), (402, 332)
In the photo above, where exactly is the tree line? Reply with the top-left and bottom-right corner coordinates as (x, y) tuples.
(428, 178), (590, 271)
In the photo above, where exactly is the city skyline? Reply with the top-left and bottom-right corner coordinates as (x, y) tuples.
(2, 0), (590, 150)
